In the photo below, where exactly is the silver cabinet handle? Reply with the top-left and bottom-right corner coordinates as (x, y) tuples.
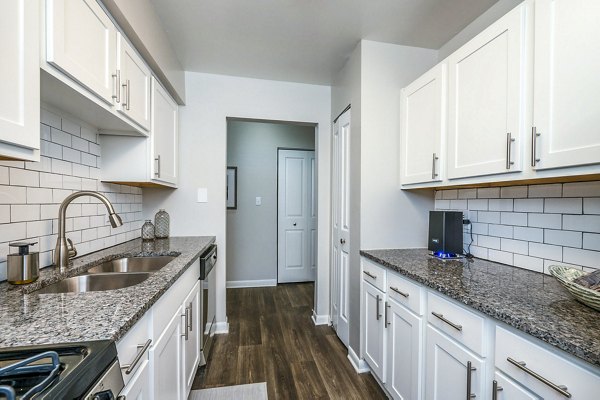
(466, 361), (476, 399)
(492, 380), (503, 400)
(506, 132), (515, 169)
(507, 357), (571, 398)
(181, 306), (190, 340)
(188, 301), (193, 332)
(384, 301), (390, 328)
(154, 155), (161, 178)
(126, 79), (131, 111)
(432, 153), (439, 179)
(363, 270), (377, 279)
(121, 339), (151, 375)
(375, 294), (381, 320)
(112, 70), (121, 103)
(531, 127), (541, 167)
(340, 238), (346, 244)
(431, 311), (463, 331)
(390, 286), (409, 298)
(122, 80), (131, 111)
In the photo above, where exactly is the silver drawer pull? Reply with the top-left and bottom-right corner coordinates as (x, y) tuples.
(121, 339), (151, 375)
(466, 361), (476, 399)
(390, 286), (409, 298)
(431, 311), (462, 331)
(492, 380), (503, 400)
(507, 357), (571, 398)
(363, 270), (377, 279)
(182, 306), (190, 340)
(375, 294), (381, 320)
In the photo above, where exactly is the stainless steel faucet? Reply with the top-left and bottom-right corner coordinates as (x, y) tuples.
(54, 191), (123, 270)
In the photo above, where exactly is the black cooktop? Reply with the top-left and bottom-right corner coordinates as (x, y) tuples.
(0, 340), (116, 400)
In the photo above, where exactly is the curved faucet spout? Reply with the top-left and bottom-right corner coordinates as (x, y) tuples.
(55, 191), (123, 271)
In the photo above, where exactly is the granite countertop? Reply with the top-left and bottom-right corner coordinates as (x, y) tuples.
(0, 236), (215, 348)
(360, 248), (600, 369)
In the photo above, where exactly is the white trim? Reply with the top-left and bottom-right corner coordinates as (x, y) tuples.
(311, 312), (330, 326)
(213, 321), (229, 334)
(226, 279), (277, 288)
(347, 346), (371, 374)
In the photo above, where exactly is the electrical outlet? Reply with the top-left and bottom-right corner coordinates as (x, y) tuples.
(256, 197), (262, 206)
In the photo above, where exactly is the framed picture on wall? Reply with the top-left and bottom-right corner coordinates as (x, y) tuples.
(226, 166), (237, 209)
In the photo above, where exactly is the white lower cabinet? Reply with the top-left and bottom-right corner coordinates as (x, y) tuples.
(150, 307), (183, 400)
(493, 371), (539, 400)
(425, 325), (484, 400)
(119, 358), (151, 400)
(363, 282), (385, 380)
(182, 282), (201, 395)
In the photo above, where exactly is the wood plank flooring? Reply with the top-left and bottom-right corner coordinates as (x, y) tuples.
(192, 283), (387, 399)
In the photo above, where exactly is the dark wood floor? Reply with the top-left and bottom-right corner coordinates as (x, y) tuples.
(192, 283), (387, 399)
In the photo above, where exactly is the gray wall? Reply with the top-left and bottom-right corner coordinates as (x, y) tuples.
(226, 120), (315, 283)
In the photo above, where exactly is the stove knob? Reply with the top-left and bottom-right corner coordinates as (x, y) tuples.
(93, 390), (115, 400)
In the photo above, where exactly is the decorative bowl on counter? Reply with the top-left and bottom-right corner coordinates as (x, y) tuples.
(549, 265), (600, 312)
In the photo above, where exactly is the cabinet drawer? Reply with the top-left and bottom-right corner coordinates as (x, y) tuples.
(427, 292), (485, 356)
(362, 258), (386, 292)
(387, 270), (422, 315)
(495, 326), (600, 399)
(116, 312), (151, 385)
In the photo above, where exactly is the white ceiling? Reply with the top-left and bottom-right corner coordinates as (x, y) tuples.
(150, 0), (499, 85)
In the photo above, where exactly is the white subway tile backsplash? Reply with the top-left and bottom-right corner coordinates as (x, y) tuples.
(501, 186), (527, 198)
(26, 220), (53, 237)
(489, 224), (513, 238)
(583, 233), (600, 251)
(489, 199), (513, 212)
(40, 124), (51, 141)
(529, 184), (562, 198)
(62, 147), (81, 164)
(450, 199), (467, 210)
(468, 199), (488, 210)
(563, 247), (600, 269)
(478, 211), (501, 224)
(81, 152), (97, 167)
(41, 109), (61, 129)
(514, 254), (544, 273)
(0, 222), (27, 244)
(584, 198), (600, 215)
(477, 187), (500, 199)
(61, 118), (81, 136)
(471, 222), (488, 235)
(40, 204), (59, 220)
(528, 213), (561, 229)
(72, 164), (90, 178)
(458, 188), (477, 199)
(470, 245), (488, 259)
(10, 168), (39, 187)
(50, 128), (72, 147)
(544, 198), (582, 214)
(11, 205), (40, 222)
(0, 206), (9, 224)
(500, 212), (527, 227)
(80, 127), (98, 143)
(0, 168), (8, 185)
(501, 238), (528, 255)
(0, 186), (27, 205)
(563, 214), (600, 233)
(26, 187), (53, 204)
(489, 249), (513, 265)
(514, 198), (543, 213)
(514, 226), (544, 243)
(25, 157), (52, 173)
(40, 140), (62, 159)
(563, 181), (600, 197)
(478, 235), (501, 250)
(51, 159), (72, 175)
(529, 242), (562, 262)
(62, 176), (82, 190)
(89, 142), (101, 156)
(544, 229), (582, 248)
(39, 173), (62, 189)
(442, 189), (458, 200)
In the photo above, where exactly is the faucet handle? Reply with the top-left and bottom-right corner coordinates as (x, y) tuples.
(67, 238), (77, 259)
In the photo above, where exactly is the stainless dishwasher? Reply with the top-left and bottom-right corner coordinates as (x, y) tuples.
(199, 244), (217, 367)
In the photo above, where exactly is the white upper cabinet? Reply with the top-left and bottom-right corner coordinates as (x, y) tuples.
(447, 1), (530, 180)
(0, 0), (40, 160)
(532, 0), (600, 170)
(151, 78), (179, 185)
(400, 63), (446, 185)
(46, 0), (118, 105)
(117, 33), (152, 131)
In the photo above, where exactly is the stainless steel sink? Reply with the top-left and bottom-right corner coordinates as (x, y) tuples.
(86, 256), (175, 274)
(35, 273), (151, 294)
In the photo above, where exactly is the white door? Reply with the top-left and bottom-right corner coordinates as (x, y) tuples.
(150, 307), (183, 400)
(277, 149), (316, 283)
(400, 63), (446, 185)
(46, 0), (117, 105)
(493, 371), (541, 400)
(151, 78), (178, 185)
(363, 283), (385, 381)
(447, 2), (530, 179)
(386, 299), (423, 400)
(532, 0), (600, 169)
(0, 0), (40, 153)
(331, 109), (351, 346)
(181, 282), (200, 395)
(119, 358), (151, 400)
(425, 326), (484, 400)
(117, 33), (152, 131)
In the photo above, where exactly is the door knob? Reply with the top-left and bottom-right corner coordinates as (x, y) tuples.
(293, 223), (297, 226)
(340, 238), (346, 244)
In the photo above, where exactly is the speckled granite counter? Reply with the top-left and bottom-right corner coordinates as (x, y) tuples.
(0, 236), (215, 348)
(360, 248), (600, 368)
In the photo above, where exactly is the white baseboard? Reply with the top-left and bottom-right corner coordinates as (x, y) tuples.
(347, 346), (370, 374)
(214, 321), (229, 334)
(226, 279), (277, 288)
(311, 312), (330, 326)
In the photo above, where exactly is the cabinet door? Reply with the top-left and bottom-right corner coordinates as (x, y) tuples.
(493, 371), (541, 400)
(181, 282), (200, 395)
(150, 306), (183, 400)
(151, 78), (178, 184)
(119, 359), (151, 400)
(0, 0), (40, 152)
(447, 2), (530, 179)
(532, 0), (600, 169)
(117, 33), (151, 131)
(400, 63), (446, 185)
(363, 283), (385, 381)
(425, 326), (484, 400)
(46, 0), (117, 104)
(386, 299), (422, 400)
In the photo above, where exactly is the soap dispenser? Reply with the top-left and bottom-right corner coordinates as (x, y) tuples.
(7, 241), (39, 285)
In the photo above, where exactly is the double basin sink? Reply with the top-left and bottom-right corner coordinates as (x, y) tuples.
(36, 256), (175, 295)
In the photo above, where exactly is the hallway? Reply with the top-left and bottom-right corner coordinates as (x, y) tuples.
(193, 283), (387, 399)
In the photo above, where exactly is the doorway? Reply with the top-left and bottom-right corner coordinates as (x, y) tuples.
(277, 149), (316, 283)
